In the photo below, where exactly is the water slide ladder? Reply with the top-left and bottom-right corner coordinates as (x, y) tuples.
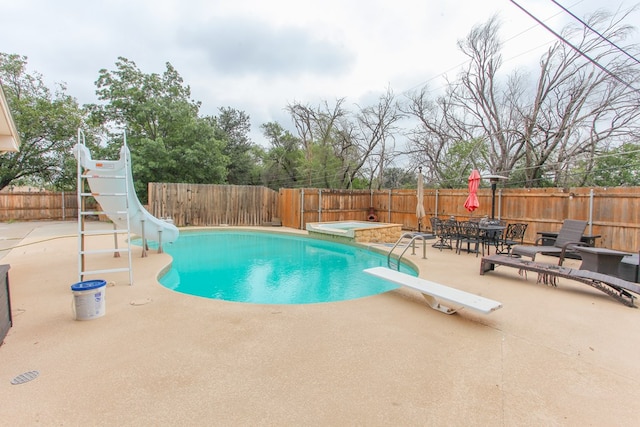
(76, 130), (134, 285)
(387, 232), (431, 270)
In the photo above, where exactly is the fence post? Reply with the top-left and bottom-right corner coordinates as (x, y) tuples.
(300, 189), (305, 230)
(589, 188), (594, 235)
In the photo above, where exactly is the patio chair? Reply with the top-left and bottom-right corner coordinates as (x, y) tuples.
(496, 222), (528, 256)
(430, 217), (455, 251)
(455, 220), (483, 257)
(481, 219), (506, 255)
(511, 219), (588, 265)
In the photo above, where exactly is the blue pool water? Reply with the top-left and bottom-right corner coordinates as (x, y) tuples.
(152, 230), (416, 304)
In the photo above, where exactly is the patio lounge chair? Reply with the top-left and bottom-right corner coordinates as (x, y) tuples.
(511, 219), (588, 265)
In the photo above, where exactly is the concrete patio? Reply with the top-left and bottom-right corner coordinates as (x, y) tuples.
(0, 221), (638, 426)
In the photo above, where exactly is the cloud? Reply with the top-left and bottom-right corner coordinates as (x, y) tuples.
(1, 0), (632, 147)
(178, 17), (355, 77)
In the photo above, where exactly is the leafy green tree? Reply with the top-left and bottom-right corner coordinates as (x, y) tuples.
(260, 122), (303, 189)
(0, 53), (88, 191)
(302, 143), (344, 188)
(247, 144), (267, 186)
(286, 93), (402, 190)
(381, 167), (417, 189)
(582, 143), (640, 186)
(349, 177), (373, 189)
(214, 107), (257, 185)
(436, 139), (487, 188)
(90, 57), (228, 201)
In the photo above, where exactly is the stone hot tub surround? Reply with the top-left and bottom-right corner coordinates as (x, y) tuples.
(306, 221), (403, 244)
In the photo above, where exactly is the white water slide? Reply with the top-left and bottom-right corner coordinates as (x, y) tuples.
(74, 141), (179, 247)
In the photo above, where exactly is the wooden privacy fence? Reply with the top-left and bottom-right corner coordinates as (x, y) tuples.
(0, 191), (80, 221)
(147, 183), (280, 227)
(279, 187), (640, 253)
(0, 185), (638, 252)
(0, 184), (278, 228)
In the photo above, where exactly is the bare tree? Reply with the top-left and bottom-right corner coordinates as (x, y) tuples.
(286, 99), (347, 187)
(450, 15), (523, 177)
(352, 87), (404, 189)
(518, 8), (640, 187)
(286, 90), (403, 189)
(404, 8), (640, 188)
(402, 86), (489, 186)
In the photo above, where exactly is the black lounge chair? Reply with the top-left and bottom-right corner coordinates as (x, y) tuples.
(511, 219), (588, 265)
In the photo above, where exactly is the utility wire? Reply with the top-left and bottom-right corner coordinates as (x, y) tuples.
(510, 0), (640, 96)
(550, 0), (640, 66)
(400, 1), (577, 96)
(269, 2), (639, 190)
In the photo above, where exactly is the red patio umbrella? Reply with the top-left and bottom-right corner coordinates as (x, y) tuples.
(464, 169), (481, 212)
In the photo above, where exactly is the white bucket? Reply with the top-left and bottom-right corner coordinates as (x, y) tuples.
(70, 280), (106, 320)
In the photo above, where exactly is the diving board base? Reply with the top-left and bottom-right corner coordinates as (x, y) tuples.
(420, 294), (459, 314)
(364, 267), (502, 315)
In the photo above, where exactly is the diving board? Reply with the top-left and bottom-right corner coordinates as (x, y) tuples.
(364, 267), (502, 315)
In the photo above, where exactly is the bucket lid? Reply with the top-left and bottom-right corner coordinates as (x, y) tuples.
(70, 280), (107, 291)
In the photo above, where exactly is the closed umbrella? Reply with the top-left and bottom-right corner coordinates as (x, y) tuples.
(464, 169), (481, 213)
(416, 167), (426, 231)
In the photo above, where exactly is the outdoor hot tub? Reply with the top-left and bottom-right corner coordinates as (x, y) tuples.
(306, 221), (403, 244)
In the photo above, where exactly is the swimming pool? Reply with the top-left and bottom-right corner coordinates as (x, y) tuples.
(154, 230), (416, 304)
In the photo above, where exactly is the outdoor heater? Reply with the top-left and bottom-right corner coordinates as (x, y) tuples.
(482, 174), (507, 219)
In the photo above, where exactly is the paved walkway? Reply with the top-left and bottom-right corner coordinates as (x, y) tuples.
(1, 221), (639, 426)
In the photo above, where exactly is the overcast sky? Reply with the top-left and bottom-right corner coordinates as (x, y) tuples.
(0, 0), (634, 145)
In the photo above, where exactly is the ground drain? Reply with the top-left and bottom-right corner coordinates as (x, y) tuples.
(11, 370), (39, 385)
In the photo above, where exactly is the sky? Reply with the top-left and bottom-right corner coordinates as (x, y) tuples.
(0, 0), (635, 146)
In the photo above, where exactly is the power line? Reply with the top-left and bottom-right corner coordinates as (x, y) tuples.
(400, 2), (572, 96)
(268, 4), (640, 189)
(510, 0), (640, 96)
(258, 140), (640, 189)
(550, 0), (640, 66)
